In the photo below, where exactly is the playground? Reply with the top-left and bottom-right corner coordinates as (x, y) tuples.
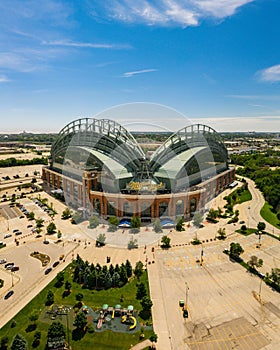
(85, 303), (140, 333)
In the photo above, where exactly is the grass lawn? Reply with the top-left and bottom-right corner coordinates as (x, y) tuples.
(260, 202), (280, 229)
(236, 228), (258, 236)
(236, 189), (252, 204)
(0, 265), (153, 349)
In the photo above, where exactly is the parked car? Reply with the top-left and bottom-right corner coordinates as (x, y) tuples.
(11, 266), (19, 272)
(52, 261), (59, 268)
(13, 229), (19, 233)
(43, 240), (49, 244)
(0, 241), (4, 246)
(15, 231), (22, 236)
(45, 268), (52, 275)
(4, 290), (14, 299)
(27, 224), (33, 228)
(4, 234), (12, 239)
(0, 258), (7, 264)
(5, 262), (14, 269)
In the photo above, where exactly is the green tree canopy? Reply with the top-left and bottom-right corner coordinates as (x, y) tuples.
(10, 334), (27, 350)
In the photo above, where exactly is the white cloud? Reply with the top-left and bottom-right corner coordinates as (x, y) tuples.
(257, 64), (280, 82)
(122, 68), (158, 77)
(0, 74), (10, 82)
(43, 40), (131, 50)
(193, 0), (253, 18)
(94, 0), (254, 27)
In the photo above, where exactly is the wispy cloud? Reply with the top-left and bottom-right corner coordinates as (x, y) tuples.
(227, 94), (280, 101)
(257, 64), (280, 82)
(43, 39), (131, 50)
(122, 68), (158, 78)
(92, 0), (254, 27)
(0, 74), (10, 83)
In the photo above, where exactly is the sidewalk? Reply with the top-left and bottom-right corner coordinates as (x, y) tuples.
(130, 339), (153, 349)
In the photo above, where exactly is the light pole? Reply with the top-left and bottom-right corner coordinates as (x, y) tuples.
(200, 245), (204, 266)
(247, 206), (250, 228)
(259, 278), (263, 302)
(185, 281), (189, 305)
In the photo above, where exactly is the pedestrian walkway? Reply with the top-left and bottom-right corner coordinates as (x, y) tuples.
(130, 339), (152, 349)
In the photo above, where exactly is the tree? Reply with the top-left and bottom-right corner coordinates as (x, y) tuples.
(161, 235), (171, 248)
(119, 264), (128, 286)
(61, 207), (71, 219)
(47, 322), (65, 340)
(96, 233), (106, 246)
(193, 211), (203, 228)
(35, 218), (44, 228)
(207, 208), (218, 220)
(10, 334), (27, 350)
(136, 282), (147, 300)
(0, 336), (9, 350)
(229, 242), (244, 260)
(125, 259), (133, 278)
(71, 212), (83, 224)
(88, 215), (99, 229)
(150, 333), (158, 349)
(257, 222), (266, 233)
(46, 290), (54, 306)
(131, 216), (141, 228)
(57, 230), (62, 239)
(73, 312), (87, 331)
(108, 216), (119, 231)
(141, 296), (153, 311)
(65, 280), (72, 292)
(217, 227), (226, 240)
(175, 217), (185, 232)
(46, 222), (56, 234)
(55, 271), (65, 287)
(28, 211), (35, 220)
(153, 218), (162, 233)
(247, 255), (263, 270)
(75, 293), (84, 301)
(134, 261), (144, 280)
(128, 238), (138, 249)
(241, 224), (247, 233)
(0, 278), (4, 288)
(269, 268), (280, 287)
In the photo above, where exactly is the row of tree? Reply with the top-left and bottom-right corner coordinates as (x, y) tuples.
(0, 157), (47, 168)
(72, 255), (136, 289)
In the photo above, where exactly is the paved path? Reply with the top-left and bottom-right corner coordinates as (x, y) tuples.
(130, 339), (152, 349)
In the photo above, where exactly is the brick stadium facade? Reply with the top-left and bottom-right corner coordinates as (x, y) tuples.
(42, 119), (235, 221)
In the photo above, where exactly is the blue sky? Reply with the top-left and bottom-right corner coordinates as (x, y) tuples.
(0, 0), (280, 133)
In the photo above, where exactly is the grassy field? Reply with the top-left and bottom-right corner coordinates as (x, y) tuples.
(260, 202), (280, 229)
(0, 265), (153, 349)
(236, 228), (258, 236)
(236, 189), (252, 204)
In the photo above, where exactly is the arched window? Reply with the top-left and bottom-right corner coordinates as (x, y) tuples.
(176, 200), (184, 216)
(159, 202), (168, 217)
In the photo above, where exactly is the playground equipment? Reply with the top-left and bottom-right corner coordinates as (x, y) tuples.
(129, 316), (137, 330)
(112, 309), (115, 319)
(97, 312), (104, 329)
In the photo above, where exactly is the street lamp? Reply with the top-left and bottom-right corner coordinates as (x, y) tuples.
(185, 282), (189, 305)
(247, 206), (250, 228)
(200, 245), (204, 265)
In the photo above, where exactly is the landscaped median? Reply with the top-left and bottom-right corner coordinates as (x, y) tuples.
(0, 257), (156, 350)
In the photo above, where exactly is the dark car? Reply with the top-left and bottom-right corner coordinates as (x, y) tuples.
(45, 268), (52, 275)
(11, 266), (19, 272)
(13, 229), (19, 233)
(15, 231), (22, 236)
(4, 290), (14, 299)
(43, 240), (49, 245)
(27, 224), (33, 228)
(52, 261), (59, 268)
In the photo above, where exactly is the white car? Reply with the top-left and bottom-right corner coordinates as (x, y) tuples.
(4, 234), (12, 239)
(0, 258), (7, 264)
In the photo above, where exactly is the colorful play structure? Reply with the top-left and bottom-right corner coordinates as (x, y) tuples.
(96, 303), (137, 331)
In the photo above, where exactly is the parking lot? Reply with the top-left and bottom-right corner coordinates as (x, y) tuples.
(149, 233), (280, 350)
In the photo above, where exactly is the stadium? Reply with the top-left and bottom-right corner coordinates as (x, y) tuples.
(42, 118), (235, 223)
